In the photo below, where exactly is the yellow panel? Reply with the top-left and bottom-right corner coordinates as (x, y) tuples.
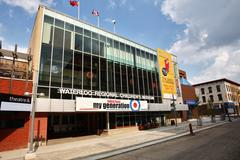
(157, 48), (176, 97)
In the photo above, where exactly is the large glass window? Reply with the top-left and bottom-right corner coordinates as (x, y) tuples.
(42, 16), (53, 45)
(39, 44), (51, 85)
(100, 58), (107, 91)
(133, 68), (139, 94)
(84, 36), (91, 53)
(65, 31), (73, 50)
(128, 66), (133, 94)
(92, 39), (99, 55)
(92, 56), (99, 91)
(114, 41), (119, 62)
(75, 26), (83, 34)
(121, 65), (128, 93)
(115, 63), (121, 93)
(138, 69), (144, 95)
(63, 50), (73, 88)
(73, 51), (83, 89)
(51, 27), (64, 87)
(83, 54), (91, 90)
(143, 70), (149, 95)
(148, 71), (153, 95)
(75, 34), (83, 51)
(108, 61), (114, 92)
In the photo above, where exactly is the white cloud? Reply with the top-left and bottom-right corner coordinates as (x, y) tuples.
(129, 6), (135, 12)
(108, 0), (128, 9)
(0, 0), (55, 14)
(108, 0), (116, 9)
(161, 0), (240, 84)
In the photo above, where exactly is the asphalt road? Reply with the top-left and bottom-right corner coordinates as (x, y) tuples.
(103, 119), (240, 160)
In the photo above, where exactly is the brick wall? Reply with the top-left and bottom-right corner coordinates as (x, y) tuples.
(0, 78), (32, 95)
(0, 112), (30, 151)
(34, 113), (48, 145)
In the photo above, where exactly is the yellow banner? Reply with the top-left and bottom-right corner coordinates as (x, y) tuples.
(157, 48), (176, 97)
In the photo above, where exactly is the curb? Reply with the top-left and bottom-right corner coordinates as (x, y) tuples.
(74, 121), (228, 160)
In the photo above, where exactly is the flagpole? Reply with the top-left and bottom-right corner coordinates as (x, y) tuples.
(113, 23), (115, 33)
(78, 1), (80, 19)
(97, 16), (100, 27)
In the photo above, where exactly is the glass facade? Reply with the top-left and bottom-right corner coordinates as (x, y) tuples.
(38, 15), (162, 103)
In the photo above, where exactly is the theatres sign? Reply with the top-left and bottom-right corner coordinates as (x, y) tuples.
(58, 88), (154, 100)
(76, 97), (148, 112)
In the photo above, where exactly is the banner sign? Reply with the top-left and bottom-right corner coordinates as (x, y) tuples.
(58, 88), (154, 100)
(157, 48), (176, 98)
(0, 93), (31, 111)
(76, 97), (148, 112)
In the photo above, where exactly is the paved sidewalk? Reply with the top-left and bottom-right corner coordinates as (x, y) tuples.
(0, 117), (229, 160)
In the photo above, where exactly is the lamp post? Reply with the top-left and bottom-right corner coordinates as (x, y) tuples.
(171, 94), (177, 127)
(24, 82), (44, 159)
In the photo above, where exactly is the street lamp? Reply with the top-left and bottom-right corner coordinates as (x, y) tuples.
(24, 85), (44, 159)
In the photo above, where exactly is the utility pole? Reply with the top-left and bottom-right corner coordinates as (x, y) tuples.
(171, 94), (177, 127)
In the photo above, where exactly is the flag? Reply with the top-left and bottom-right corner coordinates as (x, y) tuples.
(92, 9), (99, 16)
(112, 20), (116, 24)
(69, 0), (79, 7)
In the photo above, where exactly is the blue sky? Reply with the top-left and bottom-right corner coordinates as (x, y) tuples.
(0, 0), (184, 51)
(0, 0), (239, 84)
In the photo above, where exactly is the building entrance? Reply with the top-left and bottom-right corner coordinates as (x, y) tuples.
(47, 112), (106, 139)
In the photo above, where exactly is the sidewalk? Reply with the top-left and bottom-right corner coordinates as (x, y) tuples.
(0, 117), (229, 160)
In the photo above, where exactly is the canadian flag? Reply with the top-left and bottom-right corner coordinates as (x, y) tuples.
(69, 0), (79, 7)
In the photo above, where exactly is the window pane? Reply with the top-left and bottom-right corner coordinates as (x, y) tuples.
(100, 58), (107, 91)
(37, 87), (49, 98)
(128, 66), (133, 94)
(50, 88), (61, 98)
(44, 15), (53, 24)
(108, 61), (114, 92)
(75, 34), (83, 51)
(133, 68), (139, 94)
(121, 65), (128, 93)
(65, 22), (74, 31)
(100, 35), (106, 42)
(92, 39), (99, 55)
(92, 56), (99, 91)
(100, 42), (104, 57)
(138, 69), (144, 95)
(42, 21), (53, 45)
(65, 31), (73, 50)
(92, 32), (99, 40)
(84, 29), (91, 37)
(83, 54), (91, 90)
(75, 26), (83, 34)
(84, 37), (91, 53)
(115, 63), (121, 93)
(63, 50), (73, 88)
(73, 51), (82, 89)
(55, 19), (64, 28)
(39, 43), (51, 85)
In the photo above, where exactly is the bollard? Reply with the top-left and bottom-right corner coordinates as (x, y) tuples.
(189, 123), (195, 135)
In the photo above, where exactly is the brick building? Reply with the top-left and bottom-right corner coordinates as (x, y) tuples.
(179, 69), (198, 119)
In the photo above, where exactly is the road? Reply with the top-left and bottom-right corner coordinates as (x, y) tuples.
(104, 119), (240, 160)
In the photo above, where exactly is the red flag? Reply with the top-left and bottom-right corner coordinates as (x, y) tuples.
(92, 9), (100, 16)
(69, 0), (79, 7)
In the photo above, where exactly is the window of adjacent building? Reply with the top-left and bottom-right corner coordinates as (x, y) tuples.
(217, 94), (223, 101)
(209, 95), (214, 102)
(208, 87), (212, 93)
(202, 96), (206, 102)
(216, 85), (221, 92)
(84, 36), (91, 53)
(201, 88), (205, 94)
